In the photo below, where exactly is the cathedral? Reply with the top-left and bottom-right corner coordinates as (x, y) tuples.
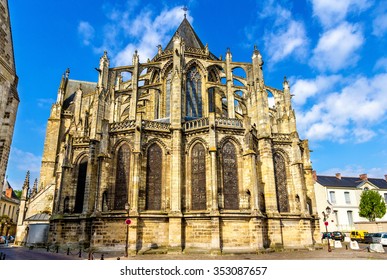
(16, 17), (320, 255)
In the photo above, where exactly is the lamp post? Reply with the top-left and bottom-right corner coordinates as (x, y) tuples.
(322, 206), (332, 252)
(124, 202), (130, 257)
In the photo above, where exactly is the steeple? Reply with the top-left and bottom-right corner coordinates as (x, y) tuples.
(165, 17), (205, 50)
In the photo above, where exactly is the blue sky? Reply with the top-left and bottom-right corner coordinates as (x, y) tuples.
(6, 0), (387, 190)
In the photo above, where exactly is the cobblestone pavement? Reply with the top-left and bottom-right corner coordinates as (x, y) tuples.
(1, 243), (386, 260)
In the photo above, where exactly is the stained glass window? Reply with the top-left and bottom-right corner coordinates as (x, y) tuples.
(273, 153), (289, 212)
(186, 66), (202, 118)
(191, 143), (206, 210)
(222, 141), (239, 209)
(146, 144), (162, 210)
(166, 70), (172, 117)
(114, 144), (130, 210)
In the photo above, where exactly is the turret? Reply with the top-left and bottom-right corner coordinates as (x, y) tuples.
(129, 50), (139, 120)
(225, 48), (235, 118)
(97, 51), (109, 90)
(56, 68), (69, 105)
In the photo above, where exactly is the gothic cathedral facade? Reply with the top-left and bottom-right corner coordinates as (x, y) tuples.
(17, 18), (320, 254)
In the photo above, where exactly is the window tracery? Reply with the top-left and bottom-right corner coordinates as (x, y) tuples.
(146, 144), (162, 210)
(222, 141), (239, 209)
(273, 152), (289, 212)
(191, 143), (206, 210)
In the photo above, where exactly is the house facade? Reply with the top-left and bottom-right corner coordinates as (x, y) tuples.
(314, 172), (387, 234)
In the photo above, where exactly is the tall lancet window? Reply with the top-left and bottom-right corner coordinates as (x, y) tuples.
(222, 141), (239, 210)
(74, 157), (88, 213)
(191, 143), (206, 210)
(165, 70), (172, 117)
(114, 144), (130, 210)
(186, 66), (202, 118)
(273, 152), (290, 212)
(146, 144), (162, 210)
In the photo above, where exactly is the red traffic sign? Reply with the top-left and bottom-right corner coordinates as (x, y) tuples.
(125, 219), (132, 225)
(324, 221), (328, 226)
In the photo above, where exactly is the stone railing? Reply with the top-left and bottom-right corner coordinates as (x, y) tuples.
(184, 117), (209, 131)
(73, 136), (90, 144)
(62, 110), (73, 116)
(272, 133), (291, 142)
(109, 120), (136, 132)
(215, 118), (243, 128)
(142, 120), (171, 132)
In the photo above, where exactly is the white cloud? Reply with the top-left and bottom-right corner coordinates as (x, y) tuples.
(296, 73), (387, 143)
(374, 57), (387, 72)
(257, 1), (308, 64)
(291, 75), (341, 106)
(320, 165), (386, 178)
(311, 0), (372, 29)
(8, 148), (42, 173)
(372, 9), (387, 37)
(310, 22), (364, 72)
(264, 21), (308, 63)
(78, 5), (191, 65)
(78, 21), (95, 46)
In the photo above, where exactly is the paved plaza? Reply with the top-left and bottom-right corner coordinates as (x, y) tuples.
(1, 243), (386, 260)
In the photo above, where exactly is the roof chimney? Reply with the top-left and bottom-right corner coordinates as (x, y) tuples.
(359, 174), (368, 181)
(335, 173), (341, 179)
(384, 175), (387, 182)
(312, 170), (317, 181)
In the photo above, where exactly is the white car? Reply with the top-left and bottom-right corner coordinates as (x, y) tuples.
(380, 232), (387, 246)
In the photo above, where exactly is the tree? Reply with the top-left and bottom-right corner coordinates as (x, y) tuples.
(358, 190), (387, 221)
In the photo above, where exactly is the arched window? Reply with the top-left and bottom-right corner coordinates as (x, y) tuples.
(273, 153), (289, 212)
(191, 143), (206, 210)
(114, 144), (130, 210)
(208, 88), (215, 113)
(166, 70), (172, 117)
(186, 66), (202, 118)
(146, 144), (162, 210)
(222, 141), (239, 209)
(102, 191), (108, 211)
(74, 157), (88, 213)
(63, 196), (70, 213)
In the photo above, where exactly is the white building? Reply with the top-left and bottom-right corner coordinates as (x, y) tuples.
(314, 173), (387, 234)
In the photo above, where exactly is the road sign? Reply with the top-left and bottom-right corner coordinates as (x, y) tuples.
(125, 219), (131, 225)
(324, 221), (328, 226)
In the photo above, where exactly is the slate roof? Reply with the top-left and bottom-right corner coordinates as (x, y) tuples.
(317, 175), (387, 189)
(165, 17), (205, 50)
(25, 213), (51, 221)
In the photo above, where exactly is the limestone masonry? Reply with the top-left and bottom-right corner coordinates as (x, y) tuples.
(16, 17), (320, 254)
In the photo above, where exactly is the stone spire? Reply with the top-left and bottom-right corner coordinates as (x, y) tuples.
(21, 171), (30, 200)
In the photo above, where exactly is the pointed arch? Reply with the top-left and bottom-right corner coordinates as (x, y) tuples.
(114, 143), (131, 210)
(273, 152), (290, 212)
(74, 155), (88, 213)
(221, 141), (239, 210)
(186, 65), (202, 118)
(146, 143), (163, 210)
(191, 142), (206, 210)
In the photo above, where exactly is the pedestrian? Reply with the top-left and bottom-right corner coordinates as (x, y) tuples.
(5, 234), (9, 246)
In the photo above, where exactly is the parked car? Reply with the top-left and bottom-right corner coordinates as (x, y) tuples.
(380, 233), (387, 246)
(321, 232), (332, 240)
(364, 233), (375, 244)
(372, 232), (382, 244)
(0, 236), (5, 244)
(332, 231), (346, 242)
(350, 230), (368, 242)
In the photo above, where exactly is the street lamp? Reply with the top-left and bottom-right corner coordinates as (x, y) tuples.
(322, 206), (332, 252)
(124, 202), (130, 257)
